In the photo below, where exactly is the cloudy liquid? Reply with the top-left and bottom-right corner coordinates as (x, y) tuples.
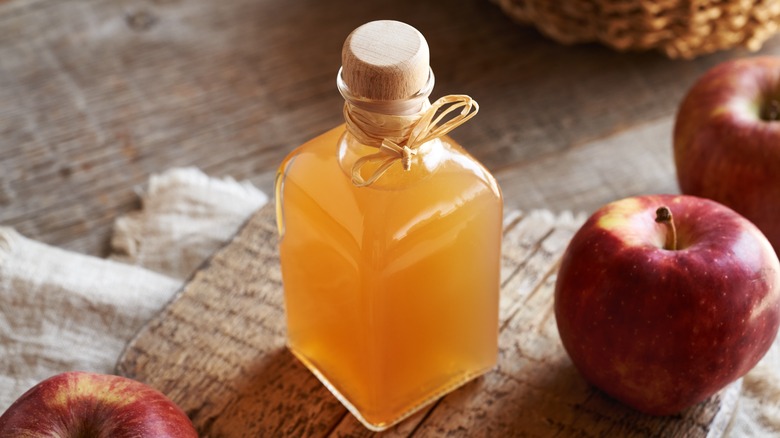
(275, 125), (502, 430)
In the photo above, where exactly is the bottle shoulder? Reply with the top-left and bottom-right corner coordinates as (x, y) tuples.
(279, 125), (346, 165)
(278, 125), (499, 194)
(436, 135), (502, 200)
(334, 132), (501, 198)
(275, 125), (502, 207)
(275, 126), (502, 243)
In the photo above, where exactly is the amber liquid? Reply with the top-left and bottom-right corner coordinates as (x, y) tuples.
(275, 125), (502, 430)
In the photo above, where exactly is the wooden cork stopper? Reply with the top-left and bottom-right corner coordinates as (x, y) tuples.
(342, 20), (430, 101)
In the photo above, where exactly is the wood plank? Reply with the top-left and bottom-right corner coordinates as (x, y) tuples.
(3, 0), (780, 255)
(494, 116), (679, 216)
(117, 203), (739, 437)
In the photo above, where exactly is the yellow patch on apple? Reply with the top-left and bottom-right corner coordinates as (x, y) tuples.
(49, 373), (139, 408)
(596, 197), (666, 249)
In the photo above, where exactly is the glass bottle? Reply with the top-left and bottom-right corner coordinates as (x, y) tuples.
(275, 20), (503, 431)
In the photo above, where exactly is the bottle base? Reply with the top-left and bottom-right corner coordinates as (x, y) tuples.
(288, 345), (495, 432)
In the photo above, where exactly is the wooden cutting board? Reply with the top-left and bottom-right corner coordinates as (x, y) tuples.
(116, 203), (740, 437)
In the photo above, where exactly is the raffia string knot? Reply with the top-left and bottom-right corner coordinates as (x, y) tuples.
(344, 95), (479, 187)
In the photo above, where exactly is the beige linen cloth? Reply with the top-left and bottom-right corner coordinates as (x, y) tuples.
(0, 167), (777, 436)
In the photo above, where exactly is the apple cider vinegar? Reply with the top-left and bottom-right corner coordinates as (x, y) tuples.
(275, 21), (502, 431)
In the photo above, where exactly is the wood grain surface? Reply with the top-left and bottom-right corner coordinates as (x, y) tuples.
(4, 0), (780, 256)
(117, 204), (741, 437)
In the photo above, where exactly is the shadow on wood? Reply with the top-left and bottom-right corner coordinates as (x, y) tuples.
(198, 347), (347, 437)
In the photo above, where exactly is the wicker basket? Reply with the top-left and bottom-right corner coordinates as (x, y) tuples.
(493, 0), (780, 58)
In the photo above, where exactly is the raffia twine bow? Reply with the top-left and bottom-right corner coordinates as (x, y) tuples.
(344, 95), (479, 187)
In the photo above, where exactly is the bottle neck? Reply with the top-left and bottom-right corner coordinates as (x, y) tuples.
(336, 68), (435, 188)
(335, 67), (479, 188)
(337, 67), (434, 116)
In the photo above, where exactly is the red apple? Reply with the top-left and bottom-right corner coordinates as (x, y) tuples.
(674, 56), (780, 253)
(555, 194), (780, 415)
(0, 371), (197, 437)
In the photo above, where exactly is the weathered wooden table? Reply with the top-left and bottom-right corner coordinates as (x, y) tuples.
(6, 0), (780, 257)
(3, 0), (780, 436)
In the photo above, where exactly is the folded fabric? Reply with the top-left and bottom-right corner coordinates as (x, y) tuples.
(0, 229), (180, 410)
(110, 167), (268, 280)
(0, 168), (267, 411)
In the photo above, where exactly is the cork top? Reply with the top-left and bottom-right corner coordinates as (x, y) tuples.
(341, 20), (430, 101)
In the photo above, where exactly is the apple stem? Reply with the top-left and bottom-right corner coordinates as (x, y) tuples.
(655, 206), (678, 251)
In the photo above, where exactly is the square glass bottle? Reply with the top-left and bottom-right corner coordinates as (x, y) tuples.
(275, 20), (503, 431)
